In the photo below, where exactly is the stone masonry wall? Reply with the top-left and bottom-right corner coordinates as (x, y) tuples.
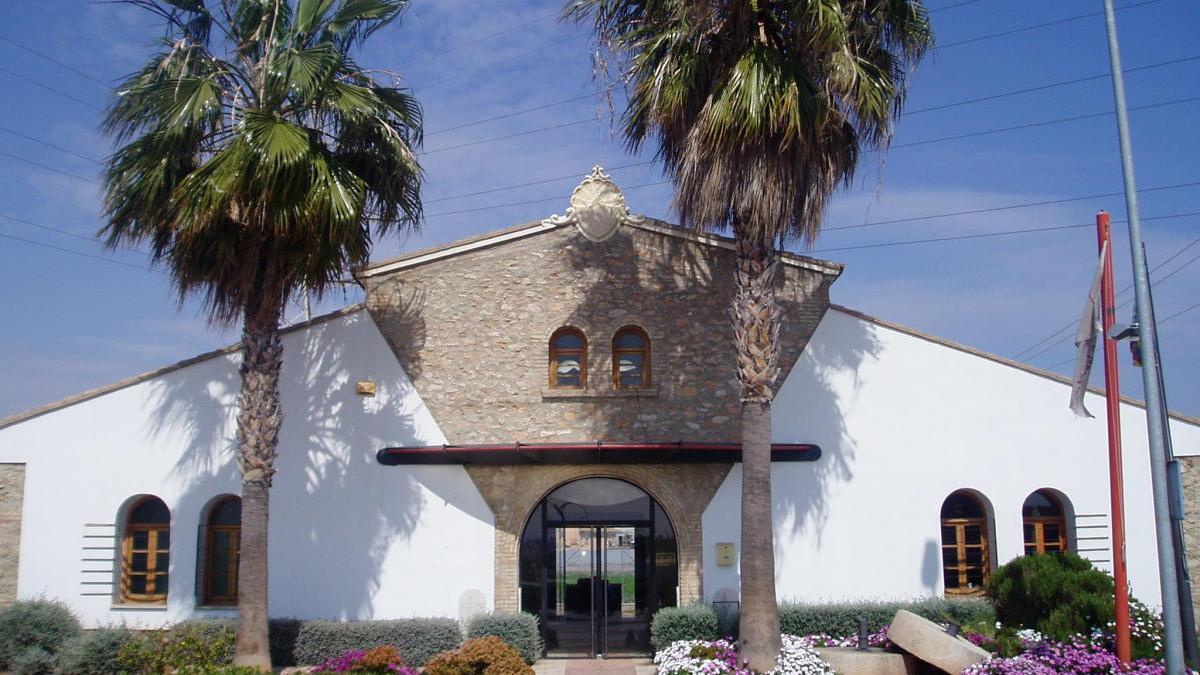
(1180, 456), (1200, 621)
(362, 222), (835, 445)
(0, 463), (25, 607)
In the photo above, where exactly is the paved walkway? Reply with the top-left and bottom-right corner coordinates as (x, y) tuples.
(533, 658), (656, 675)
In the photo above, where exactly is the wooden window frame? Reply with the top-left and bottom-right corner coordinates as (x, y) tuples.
(121, 497), (169, 604)
(1023, 491), (1068, 555)
(941, 516), (990, 596)
(549, 327), (587, 389)
(202, 497), (241, 606)
(612, 326), (651, 390)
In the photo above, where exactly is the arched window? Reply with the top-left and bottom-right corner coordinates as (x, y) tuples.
(121, 496), (170, 603)
(613, 326), (650, 389)
(940, 491), (991, 595)
(202, 496), (241, 605)
(549, 327), (587, 388)
(1023, 490), (1068, 555)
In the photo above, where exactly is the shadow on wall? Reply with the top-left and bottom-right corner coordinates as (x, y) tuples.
(771, 307), (881, 548)
(922, 539), (940, 595)
(145, 309), (442, 619)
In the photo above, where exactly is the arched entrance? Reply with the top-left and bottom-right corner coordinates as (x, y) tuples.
(518, 477), (678, 658)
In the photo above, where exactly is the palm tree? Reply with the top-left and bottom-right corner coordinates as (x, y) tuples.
(101, 0), (422, 667)
(566, 1), (931, 669)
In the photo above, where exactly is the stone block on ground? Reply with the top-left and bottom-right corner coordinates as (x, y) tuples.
(816, 647), (920, 675)
(886, 609), (990, 674)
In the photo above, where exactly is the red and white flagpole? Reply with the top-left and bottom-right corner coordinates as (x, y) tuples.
(1097, 210), (1131, 663)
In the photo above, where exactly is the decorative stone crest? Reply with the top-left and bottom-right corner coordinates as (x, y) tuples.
(542, 166), (645, 242)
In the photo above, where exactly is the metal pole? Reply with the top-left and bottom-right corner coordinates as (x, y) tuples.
(1097, 211), (1132, 664)
(1145, 262), (1200, 665)
(1100, 2), (1184, 670)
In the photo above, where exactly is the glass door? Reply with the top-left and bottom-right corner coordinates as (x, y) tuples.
(599, 526), (652, 655)
(546, 526), (597, 656)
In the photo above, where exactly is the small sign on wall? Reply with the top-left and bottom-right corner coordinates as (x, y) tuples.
(716, 542), (735, 567)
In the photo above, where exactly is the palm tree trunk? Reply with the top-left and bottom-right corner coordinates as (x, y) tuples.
(233, 310), (283, 669)
(733, 225), (782, 672)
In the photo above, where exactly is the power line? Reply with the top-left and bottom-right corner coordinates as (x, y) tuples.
(828, 180), (1200, 233)
(807, 211), (1199, 255)
(422, 117), (598, 155)
(1024, 245), (1200, 363)
(903, 55), (1200, 117)
(0, 65), (103, 111)
(929, 0), (987, 12)
(0, 32), (110, 86)
(892, 96), (1200, 150)
(1013, 234), (1200, 358)
(1045, 299), (1200, 370)
(426, 180), (669, 218)
(424, 160), (652, 204)
(399, 9), (560, 70)
(427, 93), (597, 136)
(0, 212), (146, 256)
(938, 0), (1170, 50)
(0, 125), (103, 164)
(0, 232), (153, 272)
(0, 150), (100, 185)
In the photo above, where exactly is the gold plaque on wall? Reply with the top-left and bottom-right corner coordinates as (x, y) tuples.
(716, 542), (735, 567)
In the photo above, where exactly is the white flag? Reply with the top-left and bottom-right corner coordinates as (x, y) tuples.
(1070, 241), (1109, 418)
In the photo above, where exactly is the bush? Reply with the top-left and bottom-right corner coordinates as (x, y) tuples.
(777, 597), (995, 637)
(0, 598), (82, 669)
(173, 667), (268, 675)
(987, 552), (1114, 639)
(11, 646), (57, 675)
(312, 645), (417, 674)
(465, 612), (542, 664)
(425, 636), (532, 675)
(117, 620), (235, 673)
(293, 618), (462, 667)
(56, 626), (138, 675)
(650, 606), (718, 652)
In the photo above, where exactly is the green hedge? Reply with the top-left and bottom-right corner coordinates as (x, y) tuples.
(465, 612), (543, 664)
(650, 606), (718, 652)
(650, 597), (995, 651)
(292, 618), (462, 667)
(778, 597), (995, 636)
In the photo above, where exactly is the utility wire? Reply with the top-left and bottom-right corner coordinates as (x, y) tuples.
(0, 32), (111, 86)
(938, 0), (1170, 50)
(399, 9), (561, 70)
(808, 211), (1199, 255)
(828, 180), (1200, 233)
(1045, 300), (1200, 370)
(0, 125), (103, 164)
(903, 55), (1200, 117)
(422, 117), (598, 155)
(929, 0), (987, 12)
(0, 212), (146, 256)
(425, 160), (653, 204)
(1024, 245), (1200, 363)
(0, 232), (153, 271)
(0, 65), (103, 111)
(0, 150), (100, 185)
(426, 180), (668, 218)
(1014, 235), (1200, 358)
(892, 96), (1200, 150)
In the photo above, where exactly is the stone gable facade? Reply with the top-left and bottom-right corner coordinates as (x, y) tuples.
(0, 463), (24, 607)
(361, 221), (838, 445)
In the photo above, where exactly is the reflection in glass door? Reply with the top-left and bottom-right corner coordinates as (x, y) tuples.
(518, 478), (678, 658)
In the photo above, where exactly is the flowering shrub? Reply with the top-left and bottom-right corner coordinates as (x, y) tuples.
(962, 636), (1181, 675)
(312, 645), (417, 674)
(794, 627), (891, 650)
(654, 636), (835, 675)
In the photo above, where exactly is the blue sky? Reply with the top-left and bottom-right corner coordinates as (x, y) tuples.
(0, 0), (1197, 421)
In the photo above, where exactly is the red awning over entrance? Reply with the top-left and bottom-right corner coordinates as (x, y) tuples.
(375, 442), (821, 466)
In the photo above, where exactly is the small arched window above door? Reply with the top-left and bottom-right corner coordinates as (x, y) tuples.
(549, 327), (587, 388)
(613, 326), (650, 389)
(1023, 489), (1069, 555)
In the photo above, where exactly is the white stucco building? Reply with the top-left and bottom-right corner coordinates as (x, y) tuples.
(1, 172), (1196, 658)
